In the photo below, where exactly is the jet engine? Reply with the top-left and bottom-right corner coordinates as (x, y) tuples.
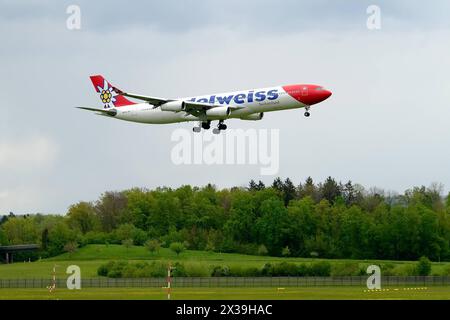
(206, 106), (231, 118)
(160, 100), (186, 112)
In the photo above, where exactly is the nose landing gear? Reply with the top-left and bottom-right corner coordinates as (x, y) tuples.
(304, 106), (311, 117)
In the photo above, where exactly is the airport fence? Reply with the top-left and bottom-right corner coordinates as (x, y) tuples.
(1, 276), (450, 288)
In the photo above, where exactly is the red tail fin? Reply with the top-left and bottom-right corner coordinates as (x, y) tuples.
(89, 75), (135, 108)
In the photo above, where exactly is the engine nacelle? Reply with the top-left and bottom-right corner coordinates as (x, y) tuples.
(160, 100), (186, 112)
(206, 106), (231, 119)
(240, 113), (264, 121)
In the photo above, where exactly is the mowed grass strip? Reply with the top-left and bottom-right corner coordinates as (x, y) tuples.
(0, 287), (449, 300)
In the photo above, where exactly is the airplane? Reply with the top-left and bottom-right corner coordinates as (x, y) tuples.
(78, 75), (332, 134)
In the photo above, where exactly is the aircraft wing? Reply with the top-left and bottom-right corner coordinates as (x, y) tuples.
(77, 107), (117, 116)
(112, 87), (245, 112)
(182, 101), (244, 118)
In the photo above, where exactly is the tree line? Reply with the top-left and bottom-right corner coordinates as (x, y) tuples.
(1, 177), (450, 262)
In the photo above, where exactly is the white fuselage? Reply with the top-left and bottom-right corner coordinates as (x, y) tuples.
(113, 86), (305, 124)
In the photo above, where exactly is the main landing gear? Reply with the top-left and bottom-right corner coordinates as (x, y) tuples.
(192, 120), (227, 133)
(212, 120), (227, 134)
(192, 121), (210, 132)
(304, 106), (311, 117)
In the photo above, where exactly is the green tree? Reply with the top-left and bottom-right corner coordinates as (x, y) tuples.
(95, 191), (128, 232)
(416, 256), (432, 276)
(446, 192), (450, 210)
(257, 244), (268, 256)
(255, 198), (289, 255)
(170, 242), (185, 256)
(47, 222), (78, 256)
(248, 179), (258, 191)
(298, 177), (318, 202)
(282, 246), (291, 257)
(123, 188), (155, 230)
(286, 197), (316, 256)
(122, 238), (134, 255)
(257, 181), (266, 191)
(67, 201), (99, 234)
(271, 177), (284, 193)
(145, 239), (160, 255)
(320, 176), (341, 203)
(282, 178), (297, 207)
(64, 241), (78, 256)
(0, 229), (7, 245)
(224, 191), (256, 244)
(149, 191), (182, 235)
(1, 217), (39, 245)
(41, 228), (49, 251)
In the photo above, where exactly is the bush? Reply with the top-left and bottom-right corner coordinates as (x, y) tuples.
(122, 264), (139, 278)
(309, 261), (331, 276)
(241, 267), (260, 277)
(257, 245), (269, 256)
(122, 238), (134, 249)
(297, 263), (309, 276)
(331, 262), (360, 277)
(172, 262), (187, 277)
(205, 241), (215, 252)
(272, 262), (299, 276)
(391, 264), (417, 276)
(97, 261), (114, 277)
(132, 229), (148, 246)
(148, 262), (167, 277)
(380, 263), (396, 276)
(160, 228), (185, 247)
(185, 263), (209, 277)
(261, 263), (273, 276)
(232, 243), (260, 256)
(281, 246), (291, 257)
(84, 231), (109, 244)
(96, 260), (172, 278)
(416, 256), (432, 276)
(211, 265), (231, 277)
(107, 261), (128, 278)
(63, 241), (78, 255)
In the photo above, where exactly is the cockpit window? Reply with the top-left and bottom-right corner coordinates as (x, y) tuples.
(315, 87), (325, 91)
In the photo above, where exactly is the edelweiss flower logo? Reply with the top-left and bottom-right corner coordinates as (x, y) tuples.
(97, 80), (117, 109)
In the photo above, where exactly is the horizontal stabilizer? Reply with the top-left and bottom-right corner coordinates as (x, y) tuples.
(77, 107), (117, 116)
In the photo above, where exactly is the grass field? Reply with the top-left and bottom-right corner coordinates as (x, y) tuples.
(1, 244), (450, 279)
(0, 287), (449, 300)
(1, 245), (450, 299)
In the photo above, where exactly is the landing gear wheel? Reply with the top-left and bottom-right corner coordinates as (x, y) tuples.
(218, 123), (227, 130)
(212, 128), (221, 134)
(193, 127), (201, 133)
(304, 111), (310, 117)
(201, 121), (211, 130)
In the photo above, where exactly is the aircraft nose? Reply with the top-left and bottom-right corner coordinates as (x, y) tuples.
(311, 87), (332, 104)
(282, 84), (332, 106)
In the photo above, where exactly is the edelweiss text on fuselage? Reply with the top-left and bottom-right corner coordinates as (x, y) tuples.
(189, 89), (280, 105)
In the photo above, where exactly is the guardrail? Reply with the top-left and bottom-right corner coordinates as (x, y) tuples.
(0, 276), (449, 288)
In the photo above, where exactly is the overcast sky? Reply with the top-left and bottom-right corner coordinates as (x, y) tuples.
(1, 0), (450, 214)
